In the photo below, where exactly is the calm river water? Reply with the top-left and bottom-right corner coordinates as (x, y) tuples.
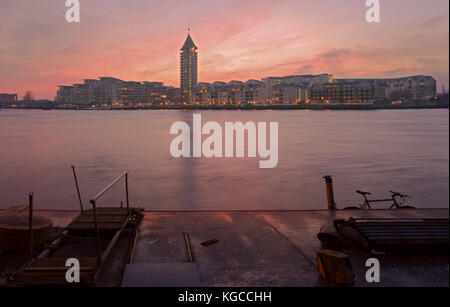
(0, 109), (448, 210)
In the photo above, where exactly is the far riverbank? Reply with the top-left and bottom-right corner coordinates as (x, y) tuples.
(2, 100), (448, 111)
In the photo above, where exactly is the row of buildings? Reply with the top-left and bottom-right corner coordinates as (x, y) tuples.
(52, 31), (437, 107)
(54, 73), (437, 107)
(56, 77), (180, 107)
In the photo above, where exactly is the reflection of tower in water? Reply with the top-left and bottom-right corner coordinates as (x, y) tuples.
(177, 111), (198, 209)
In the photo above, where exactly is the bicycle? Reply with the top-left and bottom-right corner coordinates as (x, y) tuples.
(354, 190), (415, 210)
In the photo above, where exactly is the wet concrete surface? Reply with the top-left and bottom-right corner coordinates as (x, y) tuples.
(9, 209), (449, 287)
(132, 209), (448, 287)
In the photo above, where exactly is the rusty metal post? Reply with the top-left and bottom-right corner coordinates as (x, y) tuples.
(28, 192), (34, 262)
(183, 232), (194, 263)
(323, 175), (337, 210)
(125, 173), (130, 214)
(71, 165), (84, 214)
(91, 200), (102, 264)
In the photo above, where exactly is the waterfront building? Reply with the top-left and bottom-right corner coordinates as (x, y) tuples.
(309, 75), (436, 104)
(55, 77), (179, 107)
(194, 82), (211, 105)
(180, 32), (198, 103)
(262, 74), (333, 94)
(145, 82), (177, 106)
(244, 79), (266, 105)
(0, 93), (18, 103)
(98, 77), (125, 104)
(55, 86), (73, 105)
(159, 86), (181, 105)
(209, 81), (228, 104)
(262, 74), (332, 104)
(111, 81), (148, 106)
(192, 80), (267, 105)
(383, 75), (436, 100)
(271, 83), (309, 104)
(83, 79), (106, 104)
(310, 80), (381, 104)
(72, 83), (91, 105)
(227, 80), (245, 105)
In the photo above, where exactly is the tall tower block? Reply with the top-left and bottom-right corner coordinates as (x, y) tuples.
(180, 31), (198, 103)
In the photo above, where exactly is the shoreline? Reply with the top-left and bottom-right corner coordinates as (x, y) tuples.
(2, 103), (449, 111)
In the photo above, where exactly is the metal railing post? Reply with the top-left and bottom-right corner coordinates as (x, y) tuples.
(323, 175), (337, 210)
(125, 173), (130, 214)
(28, 192), (34, 263)
(71, 165), (84, 214)
(90, 200), (102, 264)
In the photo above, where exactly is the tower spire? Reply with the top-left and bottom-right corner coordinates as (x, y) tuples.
(180, 31), (198, 50)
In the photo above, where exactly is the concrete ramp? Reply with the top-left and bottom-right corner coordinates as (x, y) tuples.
(121, 263), (202, 287)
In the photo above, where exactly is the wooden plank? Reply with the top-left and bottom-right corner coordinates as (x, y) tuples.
(359, 224), (448, 227)
(365, 233), (447, 238)
(73, 216), (128, 223)
(335, 217), (449, 252)
(81, 208), (130, 215)
(16, 271), (96, 286)
(358, 226), (448, 234)
(0, 204), (28, 215)
(358, 227), (448, 231)
(28, 257), (99, 267)
(67, 207), (131, 232)
(15, 208), (141, 286)
(371, 240), (447, 245)
(358, 225), (448, 229)
(67, 223), (125, 231)
(95, 215), (130, 282)
(363, 230), (448, 234)
(358, 226), (448, 230)
(16, 257), (98, 286)
(366, 235), (448, 240)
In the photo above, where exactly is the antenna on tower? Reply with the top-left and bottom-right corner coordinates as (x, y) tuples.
(188, 27), (191, 34)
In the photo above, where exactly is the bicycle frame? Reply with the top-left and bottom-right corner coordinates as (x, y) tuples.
(360, 194), (402, 209)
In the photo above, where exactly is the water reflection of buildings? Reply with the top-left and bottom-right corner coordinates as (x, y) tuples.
(54, 31), (437, 107)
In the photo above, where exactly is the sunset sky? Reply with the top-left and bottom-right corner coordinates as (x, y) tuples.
(0, 0), (449, 99)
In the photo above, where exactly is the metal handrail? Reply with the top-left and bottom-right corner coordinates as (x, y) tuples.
(71, 165), (84, 214)
(90, 170), (129, 203)
(88, 170), (130, 263)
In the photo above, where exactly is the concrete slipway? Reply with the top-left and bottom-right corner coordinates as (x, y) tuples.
(33, 208), (448, 287)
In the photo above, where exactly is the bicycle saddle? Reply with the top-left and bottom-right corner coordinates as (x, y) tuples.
(356, 190), (371, 195)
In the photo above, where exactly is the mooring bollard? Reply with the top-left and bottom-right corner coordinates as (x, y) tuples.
(323, 175), (337, 210)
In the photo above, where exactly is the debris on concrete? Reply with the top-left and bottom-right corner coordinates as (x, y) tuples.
(201, 239), (220, 247)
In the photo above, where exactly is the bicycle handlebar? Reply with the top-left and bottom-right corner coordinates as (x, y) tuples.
(356, 190), (371, 196)
(390, 191), (409, 198)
